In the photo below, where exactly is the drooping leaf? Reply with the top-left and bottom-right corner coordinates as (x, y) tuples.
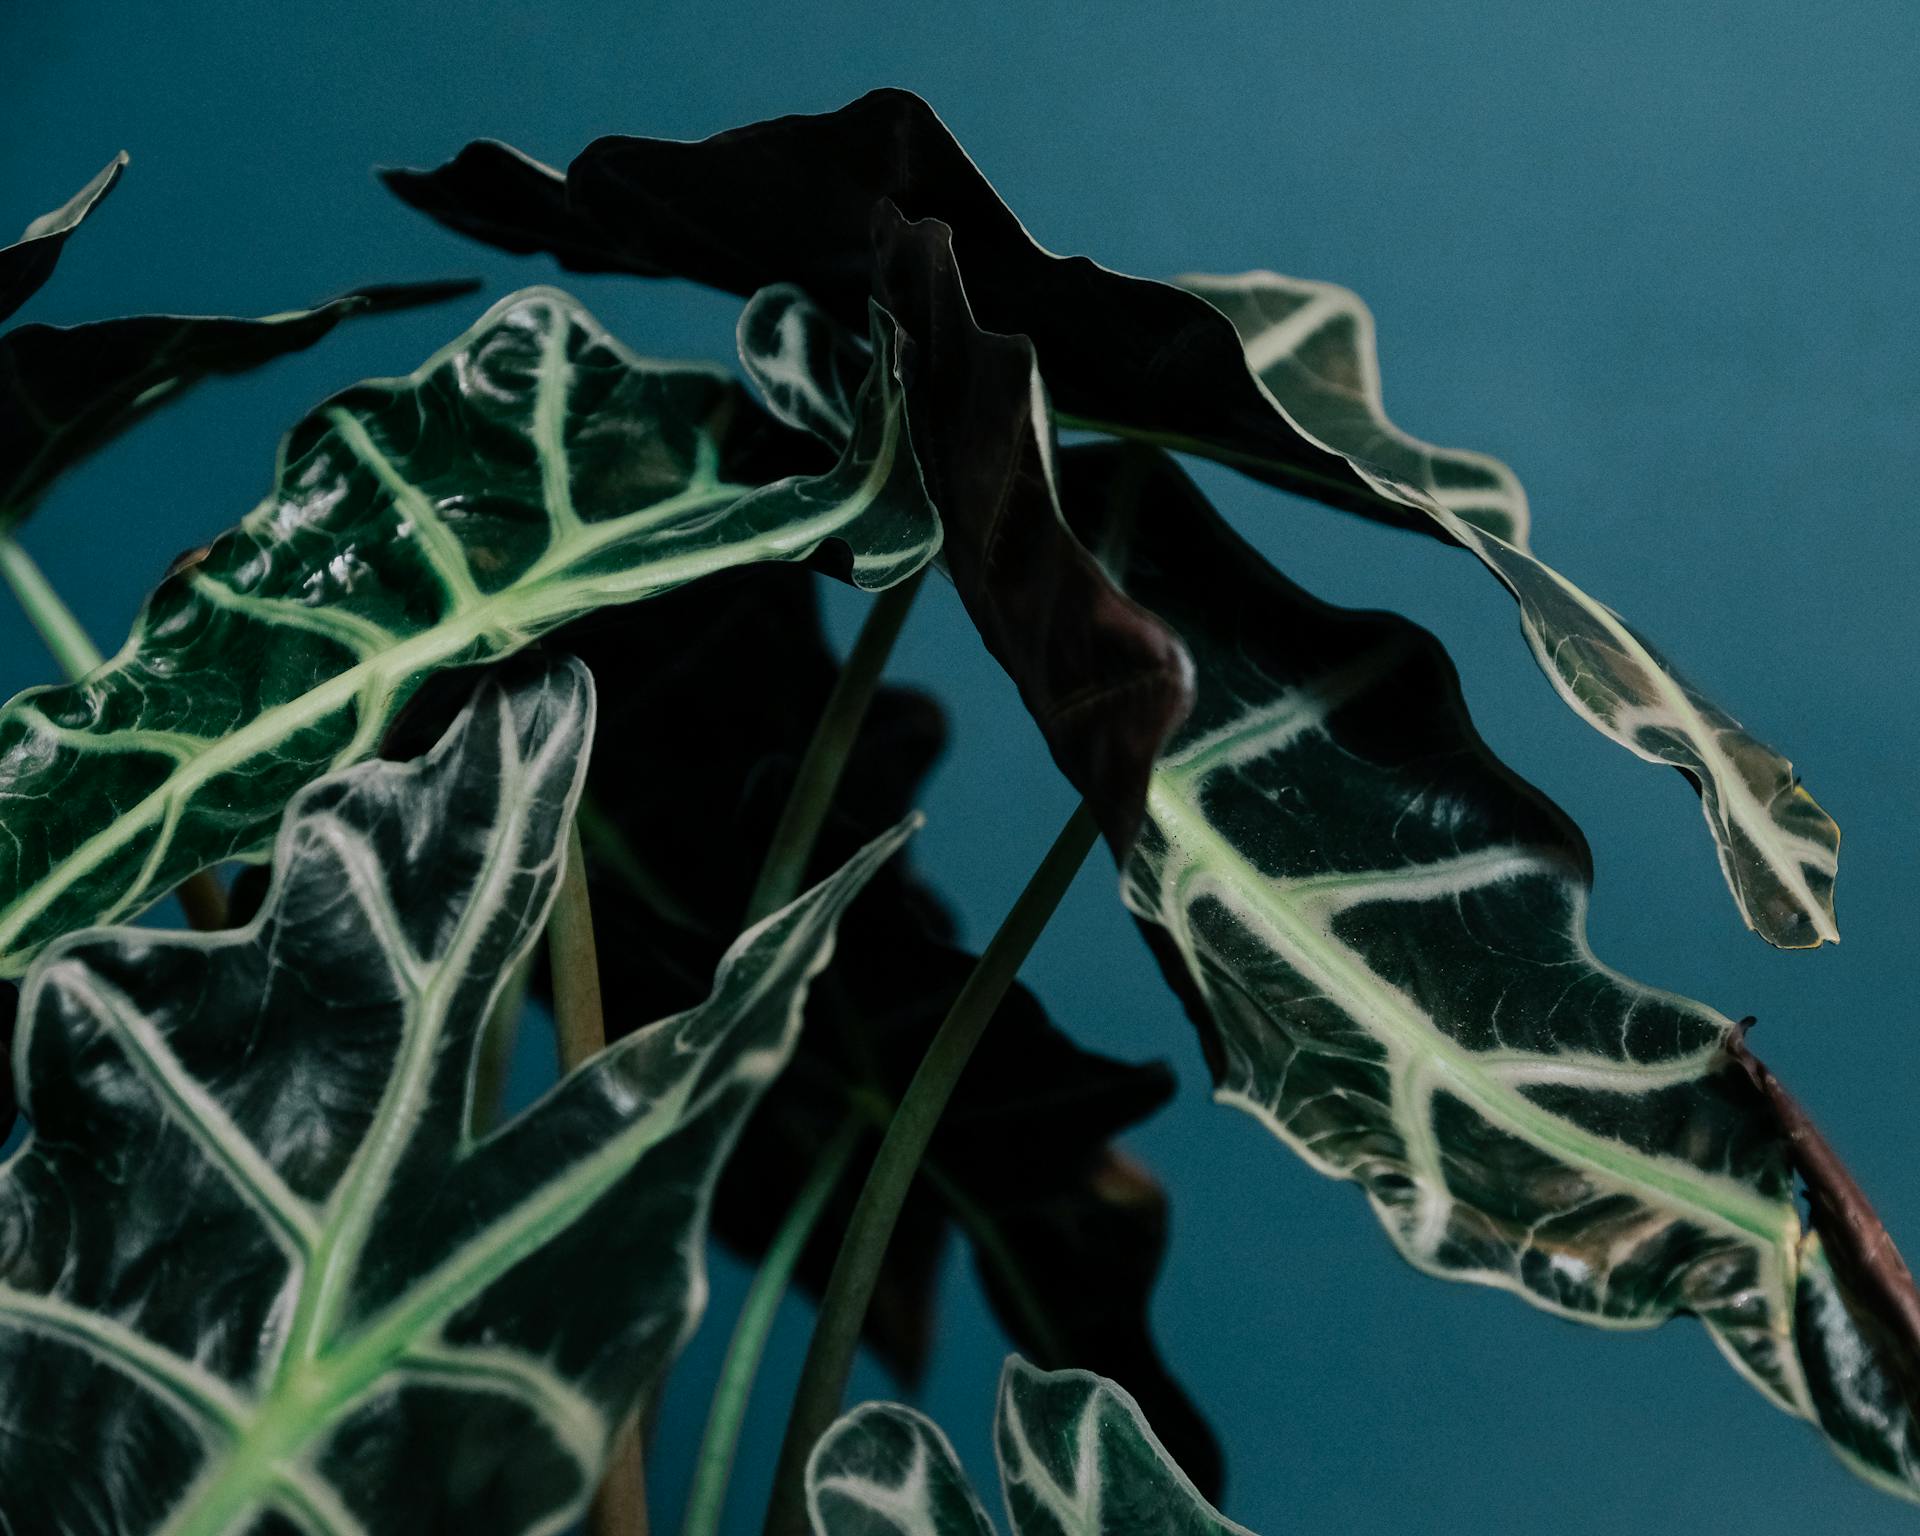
(1728, 1030), (1920, 1496)
(0, 284), (938, 976)
(0, 153), (127, 325)
(0, 278), (483, 533)
(736, 273), (1192, 855)
(1063, 443), (1915, 1498)
(808, 1357), (1249, 1536)
(0, 655), (911, 1534)
(864, 220), (1194, 856)
(1180, 271), (1838, 948)
(385, 89), (1838, 946)
(561, 558), (1218, 1491)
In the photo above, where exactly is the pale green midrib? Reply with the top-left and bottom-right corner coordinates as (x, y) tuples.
(1145, 779), (1790, 1245)
(0, 444), (903, 966)
(998, 1384), (1098, 1533)
(533, 316), (580, 535)
(338, 1073), (693, 1380)
(0, 1285), (246, 1441)
(323, 407), (485, 609)
(157, 858), (857, 1534)
(262, 1470), (361, 1536)
(283, 741), (544, 1366)
(1463, 525), (1837, 942)
(70, 969), (321, 1255)
(1152, 647), (1405, 787)
(158, 1075), (704, 1536)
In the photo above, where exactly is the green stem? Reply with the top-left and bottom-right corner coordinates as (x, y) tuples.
(680, 1122), (860, 1536)
(548, 817), (608, 1074)
(545, 815), (646, 1536)
(743, 569), (926, 926)
(470, 947), (533, 1135)
(762, 802), (1100, 1536)
(0, 532), (105, 679)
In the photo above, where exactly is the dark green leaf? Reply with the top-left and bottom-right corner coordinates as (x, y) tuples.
(0, 279), (483, 533)
(808, 1358), (1248, 1536)
(562, 559), (1218, 1492)
(1063, 442), (1915, 1500)
(385, 90), (1840, 946)
(0, 285), (938, 975)
(1179, 271), (1838, 948)
(0, 655), (911, 1533)
(0, 153), (127, 325)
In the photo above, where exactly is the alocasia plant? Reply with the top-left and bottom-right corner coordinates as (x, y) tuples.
(1064, 442), (1918, 1493)
(0, 656), (911, 1532)
(0, 284), (937, 975)
(562, 561), (1217, 1494)
(0, 88), (1909, 1536)
(386, 88), (1840, 947)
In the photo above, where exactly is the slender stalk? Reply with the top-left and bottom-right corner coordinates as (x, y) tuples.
(546, 815), (646, 1536)
(174, 869), (230, 931)
(548, 817), (609, 1074)
(470, 948), (533, 1135)
(743, 569), (926, 926)
(0, 532), (105, 679)
(592, 1426), (649, 1536)
(1, 531), (230, 931)
(680, 1122), (860, 1536)
(762, 802), (1100, 1536)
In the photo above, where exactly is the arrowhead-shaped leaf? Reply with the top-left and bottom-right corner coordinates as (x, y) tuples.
(1064, 444), (1915, 1499)
(0, 279), (483, 534)
(0, 655), (912, 1534)
(385, 89), (1839, 946)
(0, 285), (938, 976)
(0, 153), (127, 325)
(562, 557), (1218, 1491)
(808, 1358), (1248, 1536)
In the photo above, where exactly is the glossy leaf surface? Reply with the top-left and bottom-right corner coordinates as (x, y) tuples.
(808, 1358), (1248, 1536)
(0, 153), (127, 325)
(0, 279), (482, 533)
(0, 657), (909, 1534)
(386, 89), (1838, 945)
(562, 559), (1216, 1490)
(1067, 444), (1914, 1498)
(1182, 271), (1839, 947)
(0, 285), (938, 975)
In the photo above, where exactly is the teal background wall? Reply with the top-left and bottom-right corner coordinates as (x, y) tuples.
(3, 2), (1915, 1530)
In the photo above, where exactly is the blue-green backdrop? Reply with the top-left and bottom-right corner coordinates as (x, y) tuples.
(4, 2), (1915, 1531)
